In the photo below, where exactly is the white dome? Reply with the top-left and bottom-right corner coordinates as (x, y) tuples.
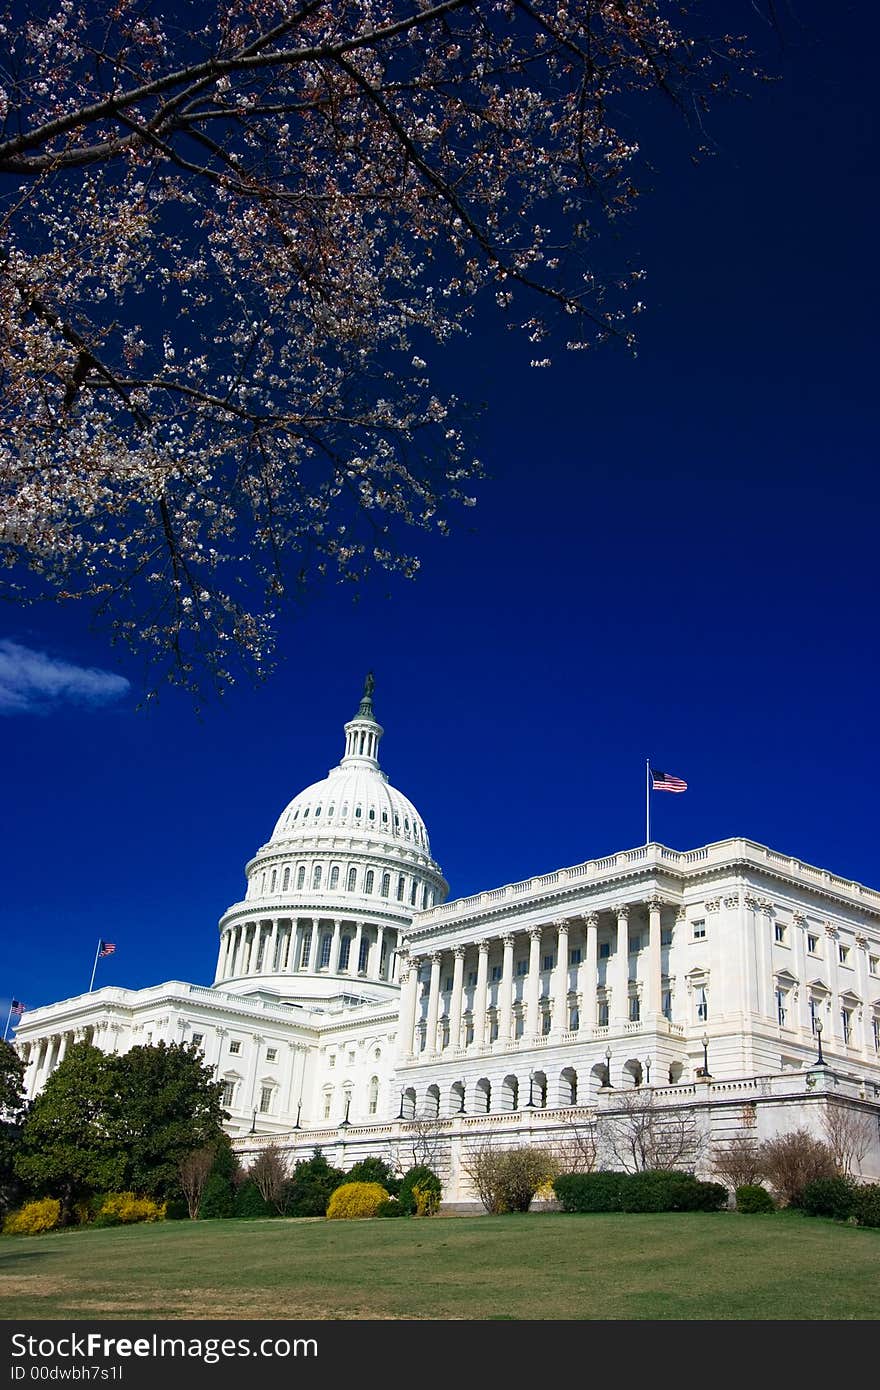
(270, 765), (431, 856)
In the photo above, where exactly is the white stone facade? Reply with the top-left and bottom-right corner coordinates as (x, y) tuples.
(14, 681), (880, 1198)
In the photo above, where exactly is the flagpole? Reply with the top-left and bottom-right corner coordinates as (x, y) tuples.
(2, 1001), (12, 1042)
(646, 758), (651, 845)
(88, 939), (102, 993)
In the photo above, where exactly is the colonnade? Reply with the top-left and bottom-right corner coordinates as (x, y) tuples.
(216, 916), (400, 985)
(398, 899), (668, 1058)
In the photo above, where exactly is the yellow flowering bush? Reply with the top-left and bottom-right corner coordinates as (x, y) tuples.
(412, 1182), (440, 1216)
(96, 1193), (166, 1226)
(326, 1182), (389, 1219)
(4, 1198), (62, 1235)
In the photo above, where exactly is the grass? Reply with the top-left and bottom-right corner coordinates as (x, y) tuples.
(1, 1212), (878, 1320)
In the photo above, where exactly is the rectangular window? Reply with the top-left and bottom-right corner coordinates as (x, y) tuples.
(515, 1015), (524, 1038)
(807, 934), (818, 954)
(870, 956), (879, 976)
(259, 1086), (273, 1113)
(569, 1005), (580, 1031)
(841, 1009), (851, 1044)
(329, 1054), (336, 1067)
(629, 935), (642, 953)
(221, 1081), (235, 1106)
(696, 987), (708, 1022)
(323, 1094), (332, 1120)
(319, 935), (332, 968)
(443, 975), (453, 993)
(660, 928), (673, 946)
(465, 1022), (474, 1045)
(629, 996), (640, 1023)
(191, 1033), (203, 1047)
(569, 948), (582, 965)
(299, 931), (312, 968)
(873, 1017), (880, 1051)
(775, 989), (787, 1026)
(839, 944), (850, 965)
(491, 965), (502, 982)
(229, 1040), (241, 1054)
(598, 1001), (609, 1027)
(693, 921), (706, 941)
(489, 1017), (499, 1042)
(515, 959), (528, 976)
(662, 989), (672, 1021)
(266, 1047), (277, 1062)
(467, 971), (477, 988)
(774, 924), (786, 943)
(541, 1013), (551, 1036)
(542, 953), (555, 971)
(599, 942), (611, 960)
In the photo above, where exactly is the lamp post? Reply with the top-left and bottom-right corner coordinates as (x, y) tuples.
(526, 1071), (535, 1107)
(249, 1109), (257, 1135)
(644, 1057), (651, 1086)
(604, 1046), (612, 1088)
(340, 1095), (351, 1128)
(701, 1032), (711, 1079)
(397, 1089), (405, 1120)
(815, 1017), (825, 1066)
(294, 1100), (302, 1130)
(458, 1088), (466, 1114)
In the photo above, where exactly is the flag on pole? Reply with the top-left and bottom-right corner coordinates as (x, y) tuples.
(98, 941), (116, 957)
(651, 768), (688, 793)
(10, 1000), (24, 1016)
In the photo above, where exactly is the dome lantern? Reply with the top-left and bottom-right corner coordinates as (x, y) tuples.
(341, 671), (383, 768)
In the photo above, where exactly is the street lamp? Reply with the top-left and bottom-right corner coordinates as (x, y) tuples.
(604, 1046), (612, 1088)
(294, 1100), (302, 1130)
(249, 1109), (257, 1135)
(397, 1089), (405, 1120)
(644, 1057), (651, 1086)
(815, 1017), (825, 1066)
(701, 1032), (711, 1079)
(340, 1095), (351, 1128)
(526, 1071), (535, 1107)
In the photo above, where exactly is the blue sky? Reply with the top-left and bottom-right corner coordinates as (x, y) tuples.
(3, 1), (879, 1017)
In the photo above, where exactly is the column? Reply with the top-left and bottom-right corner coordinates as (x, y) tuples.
(647, 896), (663, 1018)
(374, 925), (386, 980)
(474, 941), (490, 1046)
(329, 918), (342, 973)
(610, 905), (629, 1027)
(525, 927), (542, 1037)
(793, 912), (811, 1034)
(57, 1032), (69, 1065)
(449, 946), (465, 1050)
(498, 934), (515, 1044)
(552, 919), (570, 1036)
(856, 933), (872, 1055)
(398, 956), (419, 1057)
(307, 918), (319, 972)
(581, 912), (599, 1028)
(266, 919), (280, 973)
(825, 922), (842, 1044)
(351, 920), (364, 976)
(425, 953), (442, 1056)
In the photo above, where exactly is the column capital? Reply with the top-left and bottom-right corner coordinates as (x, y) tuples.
(502, 933), (516, 949)
(429, 950), (442, 965)
(452, 944), (466, 959)
(646, 894), (666, 913)
(614, 903), (630, 922)
(528, 925), (543, 941)
(582, 911), (600, 928)
(478, 939), (491, 956)
(554, 917), (571, 932)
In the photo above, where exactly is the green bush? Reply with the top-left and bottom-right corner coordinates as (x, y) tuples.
(344, 1158), (400, 1196)
(285, 1149), (346, 1217)
(3, 1197), (62, 1235)
(801, 1177), (856, 1222)
(164, 1198), (189, 1220)
(851, 1184), (880, 1229)
(326, 1182), (389, 1219)
(199, 1139), (238, 1219)
(398, 1166), (442, 1216)
(736, 1184), (776, 1214)
(553, 1172), (623, 1213)
(233, 1180), (274, 1218)
(375, 1198), (404, 1217)
(675, 1181), (729, 1213)
(618, 1170), (694, 1213)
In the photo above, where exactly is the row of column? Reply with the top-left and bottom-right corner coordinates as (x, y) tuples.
(399, 901), (665, 1057)
(217, 916), (399, 984)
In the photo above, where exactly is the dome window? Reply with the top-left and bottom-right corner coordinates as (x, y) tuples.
(381, 872), (390, 898)
(364, 870), (375, 894)
(329, 865), (340, 890)
(303, 807), (310, 819)
(368, 807), (375, 821)
(355, 805), (362, 819)
(404, 817), (410, 832)
(342, 802), (349, 817)
(315, 805), (322, 818)
(312, 864), (323, 889)
(293, 808), (299, 820)
(394, 814), (400, 830)
(282, 866), (290, 891)
(382, 810), (388, 824)
(397, 875), (405, 902)
(296, 865), (305, 890)
(409, 881), (418, 905)
(328, 805), (335, 817)
(347, 867), (357, 892)
(270, 869), (277, 893)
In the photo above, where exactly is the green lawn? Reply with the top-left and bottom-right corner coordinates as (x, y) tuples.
(1, 1212), (877, 1320)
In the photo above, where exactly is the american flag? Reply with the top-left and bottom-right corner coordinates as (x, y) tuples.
(98, 941), (116, 957)
(651, 768), (688, 793)
(10, 999), (24, 1016)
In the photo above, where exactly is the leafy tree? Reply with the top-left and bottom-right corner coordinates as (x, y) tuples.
(178, 1146), (216, 1220)
(108, 1042), (226, 1200)
(0, 1039), (27, 1215)
(0, 1), (757, 697)
(344, 1155), (400, 1196)
(15, 1042), (124, 1217)
(285, 1148), (345, 1217)
(200, 1135), (239, 1219)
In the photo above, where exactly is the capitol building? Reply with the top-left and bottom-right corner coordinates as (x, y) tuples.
(14, 680), (880, 1196)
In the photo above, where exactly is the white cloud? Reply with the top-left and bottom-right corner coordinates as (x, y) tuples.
(0, 640), (130, 714)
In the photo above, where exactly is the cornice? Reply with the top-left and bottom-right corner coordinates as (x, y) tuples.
(219, 900), (415, 932)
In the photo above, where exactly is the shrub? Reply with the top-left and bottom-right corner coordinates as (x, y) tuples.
(758, 1129), (837, 1208)
(618, 1170), (694, 1213)
(326, 1182), (389, 1219)
(164, 1199), (190, 1220)
(233, 1180), (274, 1218)
(460, 1145), (554, 1215)
(375, 1198), (404, 1218)
(851, 1184), (880, 1229)
(94, 1193), (165, 1227)
(4, 1198), (62, 1235)
(200, 1139), (238, 1219)
(553, 1172), (624, 1213)
(801, 1177), (856, 1222)
(286, 1149), (346, 1217)
(736, 1184), (776, 1214)
(674, 1180), (729, 1213)
(345, 1158), (400, 1196)
(398, 1166), (442, 1216)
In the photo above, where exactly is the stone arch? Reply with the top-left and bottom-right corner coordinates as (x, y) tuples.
(589, 1062), (607, 1098)
(559, 1067), (578, 1106)
(667, 1061), (684, 1085)
(501, 1074), (519, 1111)
(403, 1086), (417, 1120)
(531, 1070), (548, 1108)
(474, 1077), (491, 1114)
(424, 1083), (440, 1119)
(624, 1058), (643, 1087)
(450, 1080), (466, 1115)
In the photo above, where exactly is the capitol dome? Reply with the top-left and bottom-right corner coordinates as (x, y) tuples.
(213, 677), (447, 1009)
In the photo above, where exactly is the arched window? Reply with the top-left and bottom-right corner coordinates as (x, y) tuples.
(422, 886), (430, 909)
(364, 869), (375, 894)
(319, 934), (332, 968)
(303, 806), (310, 819)
(368, 807), (376, 822)
(397, 875), (405, 901)
(314, 805), (322, 818)
(347, 866), (357, 893)
(312, 864), (322, 889)
(328, 804), (335, 817)
(329, 865), (340, 890)
(409, 880), (418, 905)
(355, 805), (362, 820)
(296, 865), (305, 891)
(299, 930), (312, 968)
(270, 868), (277, 892)
(368, 1076), (379, 1115)
(282, 866), (290, 891)
(323, 1089), (333, 1121)
(358, 936), (370, 973)
(339, 937), (351, 971)
(381, 872), (390, 898)
(382, 810), (388, 825)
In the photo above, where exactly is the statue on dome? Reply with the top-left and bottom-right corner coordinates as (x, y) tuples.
(363, 671), (375, 699)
